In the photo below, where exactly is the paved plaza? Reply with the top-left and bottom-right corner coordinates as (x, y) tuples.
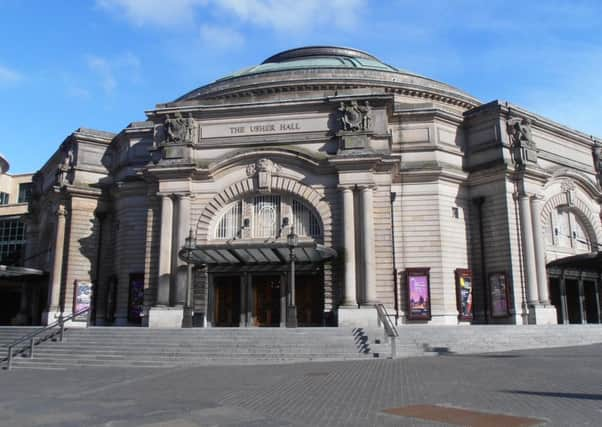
(2, 344), (602, 426)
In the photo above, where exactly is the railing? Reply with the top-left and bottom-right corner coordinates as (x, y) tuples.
(375, 303), (399, 358)
(4, 307), (90, 370)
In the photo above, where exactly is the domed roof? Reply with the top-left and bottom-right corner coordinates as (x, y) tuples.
(171, 46), (479, 108)
(223, 46), (400, 78)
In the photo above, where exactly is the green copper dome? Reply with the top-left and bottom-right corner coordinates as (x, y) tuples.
(219, 46), (400, 80)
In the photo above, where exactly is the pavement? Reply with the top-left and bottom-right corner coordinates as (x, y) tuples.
(1, 344), (602, 426)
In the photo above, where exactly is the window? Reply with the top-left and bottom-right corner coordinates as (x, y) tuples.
(0, 192), (8, 205)
(214, 195), (321, 241)
(546, 206), (592, 253)
(17, 183), (32, 204)
(215, 201), (242, 240)
(253, 195), (280, 238)
(0, 217), (26, 265)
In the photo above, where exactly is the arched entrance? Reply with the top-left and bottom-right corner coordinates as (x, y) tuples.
(547, 253), (602, 324)
(184, 188), (336, 327)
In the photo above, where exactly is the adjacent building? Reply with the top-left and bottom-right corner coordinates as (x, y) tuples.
(0, 153), (40, 325)
(14, 46), (602, 328)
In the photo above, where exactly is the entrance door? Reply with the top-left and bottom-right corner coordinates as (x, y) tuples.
(253, 275), (280, 327)
(214, 276), (240, 327)
(296, 274), (323, 326)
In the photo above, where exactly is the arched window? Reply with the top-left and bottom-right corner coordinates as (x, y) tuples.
(213, 194), (321, 240)
(215, 201), (242, 240)
(546, 205), (592, 253)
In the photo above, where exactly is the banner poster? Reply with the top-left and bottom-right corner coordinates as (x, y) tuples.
(128, 274), (144, 323)
(455, 269), (473, 321)
(406, 268), (431, 320)
(489, 272), (510, 317)
(73, 281), (92, 320)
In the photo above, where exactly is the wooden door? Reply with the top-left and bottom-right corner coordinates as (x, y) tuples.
(253, 275), (280, 327)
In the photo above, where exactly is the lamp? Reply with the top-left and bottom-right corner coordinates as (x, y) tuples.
(182, 228), (196, 328)
(286, 227), (298, 328)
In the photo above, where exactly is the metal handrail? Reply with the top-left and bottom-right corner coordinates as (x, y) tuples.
(375, 304), (398, 337)
(5, 307), (90, 370)
(375, 304), (399, 359)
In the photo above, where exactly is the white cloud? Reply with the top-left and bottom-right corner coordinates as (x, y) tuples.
(200, 24), (244, 48)
(86, 52), (142, 95)
(98, 0), (363, 32)
(212, 0), (362, 32)
(87, 55), (117, 94)
(0, 64), (23, 85)
(97, 0), (206, 27)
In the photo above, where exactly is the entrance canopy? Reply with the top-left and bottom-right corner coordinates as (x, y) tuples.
(547, 252), (602, 272)
(179, 241), (336, 266)
(0, 265), (45, 279)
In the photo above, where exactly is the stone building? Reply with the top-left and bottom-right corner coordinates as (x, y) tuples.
(19, 46), (602, 328)
(0, 153), (41, 325)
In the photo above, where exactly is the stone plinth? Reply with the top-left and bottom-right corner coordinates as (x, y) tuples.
(528, 305), (558, 325)
(148, 306), (184, 328)
(338, 306), (379, 327)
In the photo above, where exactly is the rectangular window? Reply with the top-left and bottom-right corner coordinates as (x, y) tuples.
(0, 217), (26, 265)
(0, 192), (8, 205)
(18, 183), (32, 204)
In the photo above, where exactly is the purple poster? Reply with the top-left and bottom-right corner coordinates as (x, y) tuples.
(73, 281), (92, 319)
(407, 270), (431, 320)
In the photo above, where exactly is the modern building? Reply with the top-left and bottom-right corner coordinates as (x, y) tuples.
(0, 153), (41, 325)
(15, 46), (602, 328)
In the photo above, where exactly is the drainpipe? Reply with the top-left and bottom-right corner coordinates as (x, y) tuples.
(390, 192), (399, 321)
(474, 197), (488, 323)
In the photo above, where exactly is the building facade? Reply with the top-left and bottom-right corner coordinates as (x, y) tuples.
(0, 154), (39, 325)
(17, 46), (602, 328)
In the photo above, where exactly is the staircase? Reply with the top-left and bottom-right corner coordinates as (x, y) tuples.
(5, 327), (423, 369)
(0, 327), (39, 349)
(388, 325), (602, 355)
(5, 325), (602, 370)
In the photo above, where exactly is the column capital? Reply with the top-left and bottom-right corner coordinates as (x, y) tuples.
(337, 185), (355, 192)
(358, 184), (376, 192)
(156, 192), (173, 199)
(530, 193), (545, 202)
(56, 205), (67, 217)
(173, 192), (192, 200)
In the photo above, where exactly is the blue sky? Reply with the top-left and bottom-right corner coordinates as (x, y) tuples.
(1, 0), (601, 174)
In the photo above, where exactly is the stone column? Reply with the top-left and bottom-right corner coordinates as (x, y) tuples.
(361, 186), (377, 304)
(173, 194), (191, 305)
(530, 195), (550, 304)
(578, 273), (586, 324)
(518, 193), (539, 306)
(559, 272), (568, 324)
(595, 276), (601, 324)
(45, 205), (67, 323)
(240, 274), (247, 327)
(341, 187), (357, 306)
(157, 194), (173, 306)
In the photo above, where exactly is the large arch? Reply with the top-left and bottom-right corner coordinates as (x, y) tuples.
(195, 175), (333, 244)
(540, 189), (602, 250)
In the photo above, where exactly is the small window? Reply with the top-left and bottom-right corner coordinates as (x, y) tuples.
(0, 192), (8, 205)
(18, 183), (32, 204)
(451, 207), (460, 219)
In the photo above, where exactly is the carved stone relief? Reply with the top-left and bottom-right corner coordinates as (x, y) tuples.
(247, 158), (281, 193)
(593, 142), (602, 187)
(507, 116), (537, 167)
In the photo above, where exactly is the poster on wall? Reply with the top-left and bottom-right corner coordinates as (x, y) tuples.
(489, 272), (510, 317)
(128, 273), (145, 324)
(73, 281), (93, 321)
(455, 269), (473, 321)
(406, 268), (431, 320)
